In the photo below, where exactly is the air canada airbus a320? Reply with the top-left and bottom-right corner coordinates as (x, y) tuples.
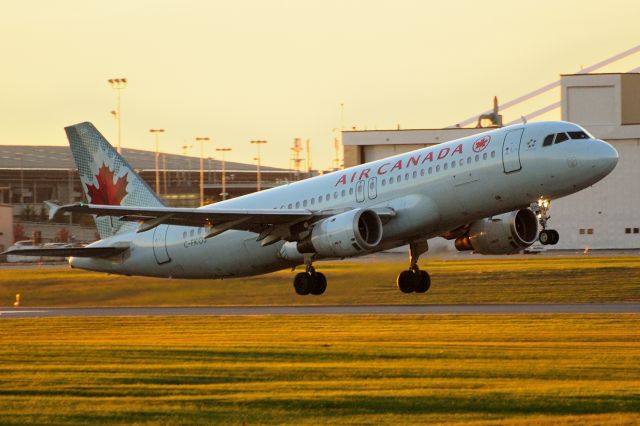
(4, 121), (618, 295)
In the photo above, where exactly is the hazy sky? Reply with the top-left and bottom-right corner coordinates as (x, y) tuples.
(1, 1), (639, 169)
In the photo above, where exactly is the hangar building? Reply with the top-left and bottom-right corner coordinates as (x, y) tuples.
(343, 73), (640, 250)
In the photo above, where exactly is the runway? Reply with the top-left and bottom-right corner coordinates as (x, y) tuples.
(1, 303), (639, 318)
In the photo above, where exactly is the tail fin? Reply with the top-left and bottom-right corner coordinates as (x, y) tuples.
(65, 122), (165, 238)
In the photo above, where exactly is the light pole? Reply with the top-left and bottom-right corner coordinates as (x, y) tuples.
(195, 137), (210, 206)
(149, 129), (165, 195)
(107, 78), (127, 153)
(216, 148), (232, 200)
(250, 140), (267, 191)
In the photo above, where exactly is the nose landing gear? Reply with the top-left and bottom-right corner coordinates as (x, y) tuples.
(396, 241), (431, 294)
(533, 198), (560, 246)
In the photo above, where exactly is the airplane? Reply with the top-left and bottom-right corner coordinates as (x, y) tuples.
(3, 121), (618, 295)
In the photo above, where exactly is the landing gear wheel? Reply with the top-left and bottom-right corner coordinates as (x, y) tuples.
(310, 272), (327, 295)
(397, 270), (416, 293)
(414, 270), (431, 293)
(293, 272), (312, 295)
(539, 229), (560, 245)
(539, 230), (551, 245)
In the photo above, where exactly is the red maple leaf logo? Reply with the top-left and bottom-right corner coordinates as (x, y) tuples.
(473, 136), (491, 153)
(86, 163), (128, 205)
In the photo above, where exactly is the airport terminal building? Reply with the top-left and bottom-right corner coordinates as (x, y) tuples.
(343, 73), (640, 250)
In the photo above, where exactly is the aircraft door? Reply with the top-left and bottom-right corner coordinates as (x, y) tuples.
(356, 180), (366, 202)
(152, 224), (171, 264)
(502, 128), (524, 173)
(367, 177), (377, 200)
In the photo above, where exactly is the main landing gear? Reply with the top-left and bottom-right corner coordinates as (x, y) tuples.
(397, 241), (431, 294)
(293, 258), (327, 296)
(533, 199), (560, 246)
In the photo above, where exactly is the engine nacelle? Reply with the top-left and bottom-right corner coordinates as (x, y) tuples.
(297, 208), (383, 257)
(454, 209), (538, 255)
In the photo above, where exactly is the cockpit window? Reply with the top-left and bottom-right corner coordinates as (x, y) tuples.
(554, 132), (569, 144)
(568, 131), (589, 139)
(543, 134), (554, 146)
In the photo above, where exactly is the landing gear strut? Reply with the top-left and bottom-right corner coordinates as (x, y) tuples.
(397, 241), (431, 294)
(293, 257), (327, 295)
(533, 199), (560, 245)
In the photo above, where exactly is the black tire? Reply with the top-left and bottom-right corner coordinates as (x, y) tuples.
(310, 272), (327, 295)
(549, 229), (560, 245)
(397, 270), (416, 293)
(293, 272), (311, 295)
(414, 270), (431, 293)
(539, 230), (550, 245)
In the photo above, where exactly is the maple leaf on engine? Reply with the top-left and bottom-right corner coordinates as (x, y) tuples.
(86, 163), (128, 205)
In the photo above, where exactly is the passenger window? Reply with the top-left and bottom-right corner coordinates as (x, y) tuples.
(459, 159), (464, 166)
(420, 169), (425, 176)
(334, 191), (338, 198)
(190, 229), (195, 237)
(349, 187), (354, 195)
(288, 203), (292, 209)
(543, 134), (554, 146)
(296, 201), (300, 208)
(475, 154), (480, 162)
(341, 189), (346, 196)
(483, 153), (488, 160)
(467, 157), (471, 164)
(443, 163), (448, 170)
(326, 193), (330, 200)
(389, 177), (394, 184)
(451, 161), (456, 169)
(310, 198), (315, 205)
(491, 151), (496, 158)
(397, 175), (402, 182)
(569, 131), (589, 139)
(436, 165), (440, 172)
(198, 228), (202, 235)
(555, 132), (569, 144)
(318, 196), (323, 203)
(405, 173), (410, 180)
(183, 231), (187, 238)
(412, 171), (417, 178)
(382, 178), (386, 186)
(303, 200), (308, 207)
(428, 166), (433, 174)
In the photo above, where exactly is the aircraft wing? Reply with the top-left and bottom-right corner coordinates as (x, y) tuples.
(45, 201), (395, 244)
(1, 246), (128, 258)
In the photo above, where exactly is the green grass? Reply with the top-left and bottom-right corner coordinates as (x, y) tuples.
(0, 315), (639, 424)
(1, 256), (639, 306)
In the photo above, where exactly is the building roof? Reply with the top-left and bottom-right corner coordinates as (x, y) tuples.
(0, 146), (291, 173)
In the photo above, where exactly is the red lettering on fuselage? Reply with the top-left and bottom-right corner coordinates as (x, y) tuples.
(437, 147), (450, 160)
(358, 168), (370, 180)
(377, 162), (390, 175)
(452, 144), (463, 155)
(407, 155), (421, 167)
(335, 174), (347, 186)
(421, 151), (434, 164)
(390, 160), (403, 172)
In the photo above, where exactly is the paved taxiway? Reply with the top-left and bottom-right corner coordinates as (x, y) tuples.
(1, 303), (639, 318)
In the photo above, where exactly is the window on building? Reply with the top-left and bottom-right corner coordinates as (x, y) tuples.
(625, 228), (631, 234)
(587, 228), (594, 235)
(635, 228), (640, 234)
(579, 228), (585, 235)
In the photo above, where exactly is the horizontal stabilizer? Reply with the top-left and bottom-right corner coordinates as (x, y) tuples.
(1, 246), (128, 258)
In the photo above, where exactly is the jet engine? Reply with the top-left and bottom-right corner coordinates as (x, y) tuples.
(454, 209), (538, 255)
(297, 208), (383, 257)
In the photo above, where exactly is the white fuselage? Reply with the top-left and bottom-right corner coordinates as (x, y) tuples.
(71, 121), (618, 278)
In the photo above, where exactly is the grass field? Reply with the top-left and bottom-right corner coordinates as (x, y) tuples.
(0, 314), (639, 425)
(1, 255), (639, 306)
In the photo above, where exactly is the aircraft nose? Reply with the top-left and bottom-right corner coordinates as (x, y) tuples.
(594, 139), (618, 175)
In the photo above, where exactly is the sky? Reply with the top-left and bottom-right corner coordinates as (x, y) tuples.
(1, 0), (639, 170)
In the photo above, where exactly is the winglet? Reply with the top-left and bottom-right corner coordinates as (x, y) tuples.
(44, 201), (61, 221)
